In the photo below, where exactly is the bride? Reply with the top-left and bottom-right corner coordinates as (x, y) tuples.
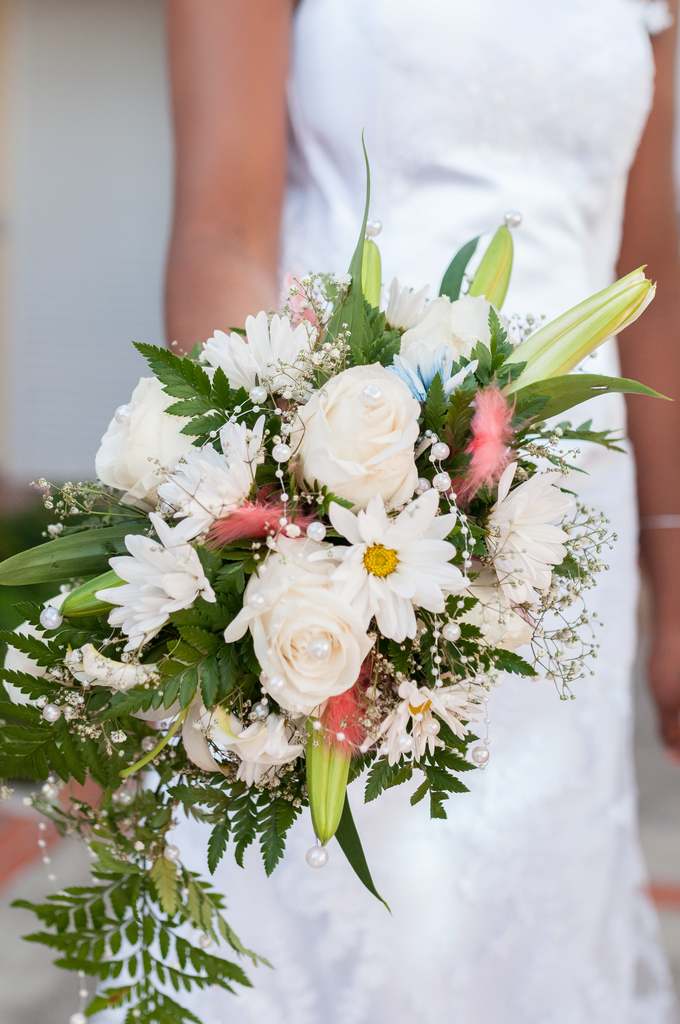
(152, 2), (680, 1021)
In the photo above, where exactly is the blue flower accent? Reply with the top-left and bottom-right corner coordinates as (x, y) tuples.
(389, 346), (474, 401)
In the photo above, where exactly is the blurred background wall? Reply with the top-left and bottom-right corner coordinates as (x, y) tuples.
(1, 0), (169, 485)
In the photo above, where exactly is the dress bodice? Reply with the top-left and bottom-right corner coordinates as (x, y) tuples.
(282, 0), (659, 320)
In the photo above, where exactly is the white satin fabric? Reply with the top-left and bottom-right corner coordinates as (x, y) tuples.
(110, 3), (680, 1022)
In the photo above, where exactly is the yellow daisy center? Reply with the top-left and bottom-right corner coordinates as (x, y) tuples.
(408, 699), (432, 717)
(363, 544), (399, 578)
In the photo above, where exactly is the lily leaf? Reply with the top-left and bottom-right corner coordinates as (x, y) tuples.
(512, 373), (667, 426)
(335, 794), (390, 911)
(0, 522), (147, 586)
(439, 236), (479, 301)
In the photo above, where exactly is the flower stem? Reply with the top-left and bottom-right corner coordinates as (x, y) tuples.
(120, 709), (188, 779)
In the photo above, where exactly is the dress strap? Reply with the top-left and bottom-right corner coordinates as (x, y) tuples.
(636, 0), (674, 34)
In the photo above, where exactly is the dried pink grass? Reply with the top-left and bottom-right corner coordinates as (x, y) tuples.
(459, 386), (514, 502)
(207, 500), (314, 547)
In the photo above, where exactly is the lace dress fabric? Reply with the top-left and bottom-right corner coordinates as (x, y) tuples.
(103, 2), (678, 1021)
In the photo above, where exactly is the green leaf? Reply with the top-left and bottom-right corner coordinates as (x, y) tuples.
(258, 798), (299, 875)
(512, 373), (667, 425)
(335, 796), (389, 910)
(326, 136), (372, 363)
(423, 372), (449, 436)
(150, 856), (179, 916)
(488, 648), (537, 677)
(439, 236), (479, 301)
(134, 343), (211, 400)
(0, 522), (148, 586)
(207, 822), (230, 874)
(364, 757), (413, 803)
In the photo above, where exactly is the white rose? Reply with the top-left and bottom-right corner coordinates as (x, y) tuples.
(400, 294), (491, 361)
(95, 377), (193, 508)
(463, 567), (534, 651)
(292, 364), (419, 510)
(224, 537), (373, 714)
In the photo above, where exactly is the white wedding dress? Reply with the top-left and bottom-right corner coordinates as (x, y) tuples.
(108, 2), (680, 1022)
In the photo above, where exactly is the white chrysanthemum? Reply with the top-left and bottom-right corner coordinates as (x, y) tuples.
(158, 416), (265, 539)
(400, 293), (491, 361)
(98, 513), (216, 651)
(463, 566), (534, 651)
(487, 463), (574, 606)
(185, 708), (303, 786)
(385, 278), (429, 331)
(201, 312), (313, 396)
(374, 679), (481, 765)
(328, 489), (467, 643)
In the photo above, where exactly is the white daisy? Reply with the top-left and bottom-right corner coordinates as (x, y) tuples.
(328, 489), (468, 643)
(201, 311), (313, 396)
(374, 679), (481, 765)
(385, 278), (429, 331)
(158, 415), (265, 539)
(486, 463), (574, 606)
(97, 513), (216, 652)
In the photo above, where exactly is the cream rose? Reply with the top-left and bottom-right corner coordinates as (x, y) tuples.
(400, 294), (492, 361)
(224, 538), (373, 714)
(95, 377), (193, 508)
(463, 567), (534, 651)
(292, 364), (419, 510)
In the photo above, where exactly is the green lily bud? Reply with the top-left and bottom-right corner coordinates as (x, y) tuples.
(468, 224), (514, 309)
(361, 238), (382, 309)
(505, 267), (655, 392)
(306, 722), (351, 846)
(61, 569), (123, 618)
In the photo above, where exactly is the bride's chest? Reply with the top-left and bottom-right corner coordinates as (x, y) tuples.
(291, 0), (655, 177)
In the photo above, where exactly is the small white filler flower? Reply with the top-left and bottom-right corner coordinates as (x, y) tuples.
(328, 488), (468, 643)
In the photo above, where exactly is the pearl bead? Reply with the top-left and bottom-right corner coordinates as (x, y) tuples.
(272, 443), (291, 462)
(39, 606), (63, 631)
(336, 731), (346, 743)
(365, 219), (382, 238)
(308, 638), (331, 660)
(311, 719), (323, 732)
(432, 471), (452, 492)
(284, 523), (301, 538)
(42, 703), (62, 724)
(252, 702), (269, 721)
(425, 719), (440, 736)
(164, 844), (181, 863)
(470, 744), (490, 767)
(305, 844), (329, 868)
(249, 385), (268, 404)
(306, 521), (327, 542)
(430, 442), (450, 462)
(268, 675), (285, 692)
(398, 733), (413, 751)
(504, 209), (522, 229)
(70, 1014), (87, 1024)
(415, 477), (431, 495)
(361, 383), (383, 407)
(442, 622), (461, 643)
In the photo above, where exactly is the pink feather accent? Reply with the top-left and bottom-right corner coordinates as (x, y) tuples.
(322, 658), (373, 755)
(207, 500), (314, 547)
(459, 387), (514, 502)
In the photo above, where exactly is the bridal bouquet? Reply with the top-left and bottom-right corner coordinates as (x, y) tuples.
(0, 157), (659, 1022)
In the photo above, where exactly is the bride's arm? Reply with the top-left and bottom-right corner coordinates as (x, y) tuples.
(165, 0), (293, 351)
(618, 8), (680, 759)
